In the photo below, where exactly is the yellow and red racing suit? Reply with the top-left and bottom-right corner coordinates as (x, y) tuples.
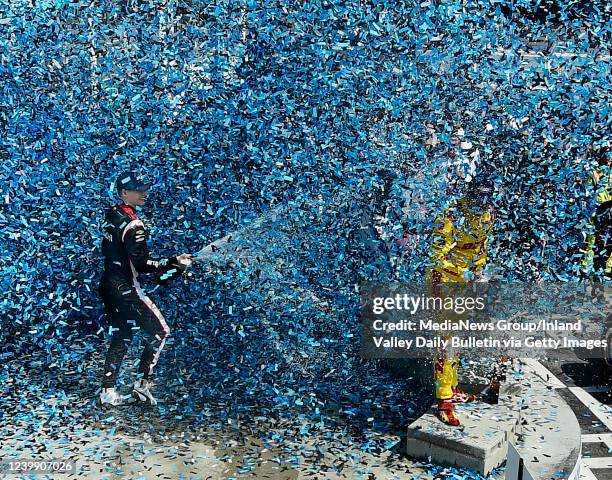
(427, 199), (494, 400)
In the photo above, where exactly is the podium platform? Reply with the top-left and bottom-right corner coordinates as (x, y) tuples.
(406, 389), (520, 475)
(406, 361), (582, 479)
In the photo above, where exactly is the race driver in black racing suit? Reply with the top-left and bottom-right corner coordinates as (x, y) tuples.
(99, 171), (192, 406)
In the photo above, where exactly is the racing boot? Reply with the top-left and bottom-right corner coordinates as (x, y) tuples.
(480, 360), (504, 404)
(436, 399), (461, 426)
(132, 379), (158, 406)
(480, 377), (500, 404)
(450, 386), (477, 404)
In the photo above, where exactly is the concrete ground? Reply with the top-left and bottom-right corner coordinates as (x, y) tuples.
(4, 335), (606, 480)
(0, 394), (435, 480)
(1, 335), (462, 480)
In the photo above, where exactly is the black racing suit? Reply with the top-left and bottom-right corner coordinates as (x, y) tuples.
(99, 203), (185, 388)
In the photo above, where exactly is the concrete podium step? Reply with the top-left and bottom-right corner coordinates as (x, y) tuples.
(406, 360), (583, 479)
(406, 391), (520, 475)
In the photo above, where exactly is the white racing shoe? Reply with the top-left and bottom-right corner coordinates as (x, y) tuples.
(99, 387), (125, 406)
(132, 379), (158, 406)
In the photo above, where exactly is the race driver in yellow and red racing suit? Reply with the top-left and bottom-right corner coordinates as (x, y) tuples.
(427, 177), (494, 426)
